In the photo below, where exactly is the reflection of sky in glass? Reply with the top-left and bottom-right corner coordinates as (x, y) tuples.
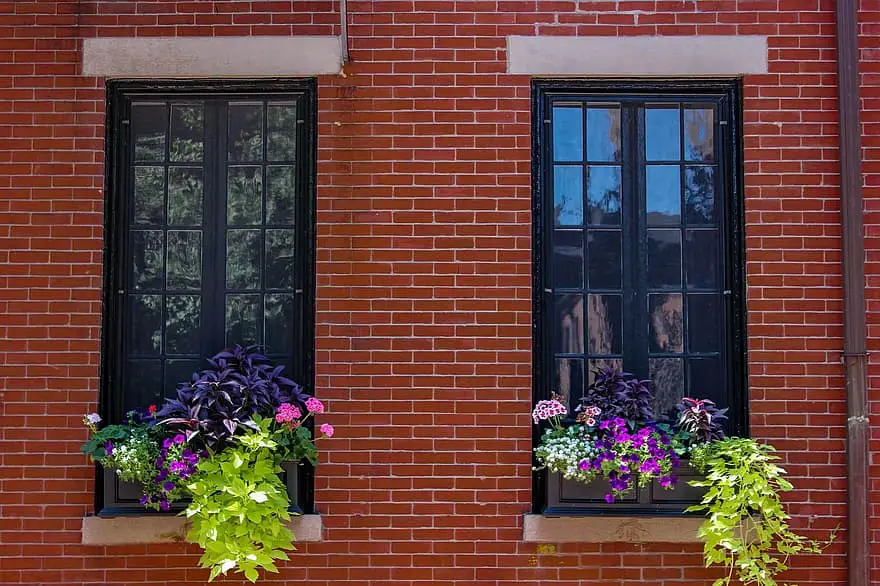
(587, 108), (620, 162)
(554, 165), (583, 226)
(553, 107), (583, 162)
(586, 166), (621, 224)
(646, 108), (681, 161)
(646, 165), (681, 224)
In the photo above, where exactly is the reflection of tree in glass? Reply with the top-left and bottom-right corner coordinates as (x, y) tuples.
(264, 294), (294, 353)
(650, 358), (684, 421)
(229, 105), (263, 162)
(133, 231), (163, 290)
(587, 167), (621, 224)
(227, 168), (262, 225)
(134, 167), (165, 224)
(226, 230), (260, 289)
(266, 167), (295, 224)
(226, 296), (259, 345)
(649, 294), (683, 352)
(166, 231), (202, 290)
(267, 106), (297, 160)
(587, 294), (614, 354)
(133, 295), (162, 352)
(556, 295), (584, 354)
(685, 166), (715, 224)
(684, 109), (713, 162)
(165, 295), (201, 354)
(168, 168), (203, 225)
(170, 105), (204, 162)
(265, 230), (295, 289)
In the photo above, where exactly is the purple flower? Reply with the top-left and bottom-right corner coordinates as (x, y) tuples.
(169, 461), (186, 474)
(163, 481), (175, 492)
(104, 441), (114, 456)
(173, 434), (186, 445)
(162, 438), (173, 449)
(139, 494), (150, 505)
(578, 459), (591, 471)
(659, 475), (677, 488)
(160, 499), (170, 511)
(604, 493), (615, 504)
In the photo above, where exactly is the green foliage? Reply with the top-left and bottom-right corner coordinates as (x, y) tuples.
(275, 421), (318, 466)
(185, 417), (296, 583)
(81, 420), (160, 486)
(687, 438), (835, 586)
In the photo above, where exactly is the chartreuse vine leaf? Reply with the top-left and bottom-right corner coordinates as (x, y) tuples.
(688, 438), (836, 586)
(186, 420), (296, 583)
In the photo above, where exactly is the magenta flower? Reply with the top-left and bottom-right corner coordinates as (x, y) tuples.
(305, 398), (325, 414)
(320, 423), (335, 438)
(275, 402), (302, 423)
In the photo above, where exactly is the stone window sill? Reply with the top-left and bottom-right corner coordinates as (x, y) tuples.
(523, 514), (704, 543)
(81, 514), (323, 545)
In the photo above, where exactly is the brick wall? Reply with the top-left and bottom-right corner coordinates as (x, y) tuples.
(0, 0), (873, 584)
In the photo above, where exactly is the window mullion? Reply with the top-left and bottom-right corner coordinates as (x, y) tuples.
(201, 100), (225, 355)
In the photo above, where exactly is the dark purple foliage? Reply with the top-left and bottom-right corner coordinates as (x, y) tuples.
(578, 366), (655, 423)
(675, 397), (727, 443)
(156, 345), (310, 451)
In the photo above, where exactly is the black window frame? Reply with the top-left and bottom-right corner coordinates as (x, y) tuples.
(531, 79), (747, 515)
(97, 79), (317, 516)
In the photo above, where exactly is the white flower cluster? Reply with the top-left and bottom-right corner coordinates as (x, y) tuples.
(104, 433), (158, 485)
(534, 431), (598, 484)
(531, 399), (567, 424)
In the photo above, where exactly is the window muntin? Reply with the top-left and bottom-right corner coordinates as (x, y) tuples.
(534, 81), (745, 514)
(102, 81), (316, 514)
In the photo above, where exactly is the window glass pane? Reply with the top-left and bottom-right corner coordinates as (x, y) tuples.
(227, 166), (263, 226)
(645, 107), (680, 161)
(228, 103), (264, 162)
(648, 293), (683, 353)
(646, 165), (681, 226)
(685, 229), (718, 289)
(588, 358), (623, 384)
(552, 106), (583, 162)
(265, 229), (296, 290)
(128, 295), (162, 355)
(553, 165), (583, 226)
(169, 104), (204, 162)
(685, 166), (715, 225)
(164, 359), (202, 398)
(132, 104), (167, 162)
(555, 357), (585, 408)
(586, 166), (621, 225)
(647, 229), (682, 288)
(587, 230), (621, 289)
(166, 230), (202, 290)
(688, 294), (721, 352)
(226, 294), (261, 346)
(587, 294), (622, 355)
(689, 357), (722, 403)
(133, 166), (165, 225)
(124, 359), (162, 414)
(226, 229), (262, 290)
(266, 166), (296, 225)
(552, 230), (583, 289)
(586, 107), (621, 163)
(165, 295), (201, 354)
(684, 108), (714, 162)
(131, 230), (164, 291)
(168, 167), (203, 226)
(554, 294), (584, 354)
(264, 293), (295, 354)
(650, 357), (684, 421)
(267, 104), (297, 161)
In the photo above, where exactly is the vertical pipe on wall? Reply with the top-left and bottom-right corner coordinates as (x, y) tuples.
(835, 2), (869, 586)
(340, 0), (350, 64)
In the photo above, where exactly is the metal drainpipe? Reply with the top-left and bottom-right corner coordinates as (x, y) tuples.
(340, 0), (350, 64)
(835, 1), (869, 585)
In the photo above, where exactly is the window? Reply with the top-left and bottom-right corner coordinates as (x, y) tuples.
(532, 80), (746, 514)
(99, 80), (316, 514)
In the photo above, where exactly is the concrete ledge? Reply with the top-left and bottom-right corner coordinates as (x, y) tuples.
(82, 36), (342, 77)
(507, 35), (768, 76)
(523, 514), (704, 543)
(81, 514), (323, 545)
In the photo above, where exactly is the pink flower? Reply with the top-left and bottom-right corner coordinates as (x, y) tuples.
(531, 399), (567, 423)
(586, 417), (596, 427)
(305, 398), (324, 414)
(320, 423), (334, 438)
(275, 402), (302, 424)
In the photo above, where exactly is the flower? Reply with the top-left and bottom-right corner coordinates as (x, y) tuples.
(275, 402), (302, 423)
(173, 434), (185, 445)
(84, 413), (102, 426)
(162, 438), (173, 449)
(604, 493), (615, 504)
(148, 404), (157, 415)
(585, 417), (596, 427)
(320, 423), (335, 438)
(531, 399), (567, 424)
(305, 398), (325, 414)
(104, 441), (114, 456)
